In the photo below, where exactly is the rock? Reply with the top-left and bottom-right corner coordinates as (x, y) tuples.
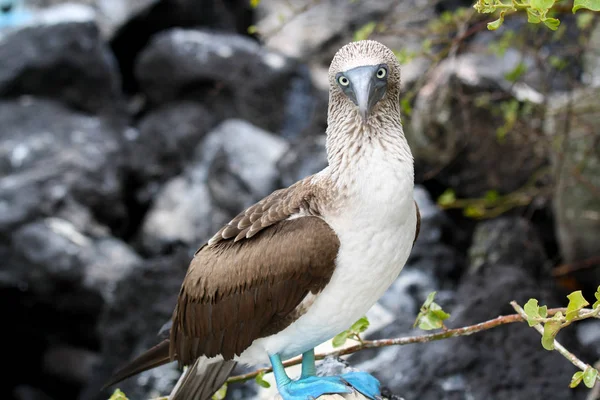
(87, 249), (192, 400)
(128, 101), (215, 202)
(42, 345), (100, 383)
(0, 98), (126, 231)
(356, 217), (587, 400)
(544, 87), (600, 289)
(277, 134), (328, 187)
(140, 119), (288, 253)
(409, 53), (547, 197)
(135, 28), (307, 133)
(0, 15), (124, 116)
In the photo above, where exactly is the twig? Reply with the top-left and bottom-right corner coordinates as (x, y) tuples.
(226, 307), (597, 384)
(511, 301), (600, 384)
(552, 255), (600, 277)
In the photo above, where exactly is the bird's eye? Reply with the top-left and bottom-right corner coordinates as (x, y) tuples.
(376, 67), (387, 79)
(338, 76), (350, 86)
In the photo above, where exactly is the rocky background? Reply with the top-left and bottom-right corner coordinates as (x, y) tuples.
(1, 0), (599, 400)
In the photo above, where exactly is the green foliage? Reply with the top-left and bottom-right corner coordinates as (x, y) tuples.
(541, 313), (562, 350)
(249, 0), (260, 8)
(414, 292), (450, 331)
(437, 189), (456, 207)
(571, 366), (599, 388)
(255, 371), (271, 388)
(565, 291), (589, 321)
(354, 22), (377, 41)
(332, 316), (370, 347)
(212, 383), (228, 400)
(474, 0), (600, 30)
(108, 389), (128, 400)
(504, 62), (528, 83)
(573, 0), (600, 12)
(594, 285), (600, 309)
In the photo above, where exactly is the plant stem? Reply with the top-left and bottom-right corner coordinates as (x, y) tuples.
(226, 306), (596, 385)
(511, 301), (600, 384)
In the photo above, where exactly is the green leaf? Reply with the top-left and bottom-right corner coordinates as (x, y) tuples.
(463, 205), (485, 218)
(487, 12), (505, 30)
(504, 62), (528, 83)
(484, 190), (499, 203)
(583, 366), (599, 388)
(524, 299), (542, 326)
(541, 318), (561, 350)
(570, 371), (584, 388)
(542, 17), (560, 30)
(349, 316), (370, 334)
(566, 290), (589, 321)
(212, 383), (228, 400)
(109, 389), (129, 400)
(247, 25), (258, 34)
(593, 285), (600, 309)
(414, 292), (450, 331)
(255, 372), (271, 388)
(576, 12), (595, 29)
(437, 189), (456, 206)
(354, 22), (377, 42)
(531, 0), (555, 11)
(539, 305), (548, 318)
(249, 0), (261, 8)
(527, 8), (541, 23)
(573, 0), (600, 12)
(332, 330), (349, 348)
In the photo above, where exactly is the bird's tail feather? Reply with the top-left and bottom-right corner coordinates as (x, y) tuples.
(169, 357), (237, 400)
(103, 339), (172, 389)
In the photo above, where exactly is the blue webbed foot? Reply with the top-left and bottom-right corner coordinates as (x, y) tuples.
(340, 371), (382, 400)
(278, 375), (352, 400)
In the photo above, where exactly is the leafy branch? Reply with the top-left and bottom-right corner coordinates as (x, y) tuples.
(225, 287), (600, 389)
(473, 0), (600, 31)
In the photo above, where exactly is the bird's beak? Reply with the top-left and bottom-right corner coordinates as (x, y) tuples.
(345, 66), (386, 123)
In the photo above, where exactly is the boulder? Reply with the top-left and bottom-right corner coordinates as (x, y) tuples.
(140, 119), (288, 254)
(409, 53), (547, 197)
(135, 28), (308, 133)
(544, 87), (600, 290)
(0, 13), (124, 116)
(0, 99), (126, 231)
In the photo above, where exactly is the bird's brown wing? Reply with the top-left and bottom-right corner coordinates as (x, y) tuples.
(170, 179), (340, 364)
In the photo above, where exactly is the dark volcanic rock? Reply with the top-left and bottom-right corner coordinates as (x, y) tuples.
(0, 19), (124, 115)
(0, 99), (126, 231)
(356, 217), (587, 400)
(135, 28), (305, 133)
(409, 53), (547, 198)
(277, 134), (328, 187)
(1, 217), (141, 400)
(87, 249), (192, 400)
(140, 119), (288, 253)
(129, 101), (215, 202)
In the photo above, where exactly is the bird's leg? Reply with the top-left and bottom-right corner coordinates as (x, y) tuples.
(269, 354), (352, 400)
(339, 371), (382, 400)
(300, 349), (316, 379)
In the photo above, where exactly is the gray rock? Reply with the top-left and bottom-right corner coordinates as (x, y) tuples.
(88, 249), (192, 400)
(544, 87), (600, 287)
(356, 217), (587, 400)
(135, 28), (306, 133)
(0, 99), (126, 231)
(129, 101), (215, 201)
(0, 17), (124, 115)
(277, 134), (328, 187)
(409, 53), (547, 197)
(8, 217), (142, 303)
(140, 119), (288, 253)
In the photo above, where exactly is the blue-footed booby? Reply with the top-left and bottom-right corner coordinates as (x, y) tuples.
(105, 40), (420, 400)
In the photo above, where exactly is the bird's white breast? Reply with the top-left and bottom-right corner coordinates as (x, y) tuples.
(238, 147), (416, 364)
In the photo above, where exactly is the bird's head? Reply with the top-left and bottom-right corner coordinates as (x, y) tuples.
(328, 40), (401, 124)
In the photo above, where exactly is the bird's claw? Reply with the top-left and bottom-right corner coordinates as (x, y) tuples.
(339, 371), (382, 400)
(277, 375), (352, 400)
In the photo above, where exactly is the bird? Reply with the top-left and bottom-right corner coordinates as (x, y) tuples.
(105, 39), (420, 400)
